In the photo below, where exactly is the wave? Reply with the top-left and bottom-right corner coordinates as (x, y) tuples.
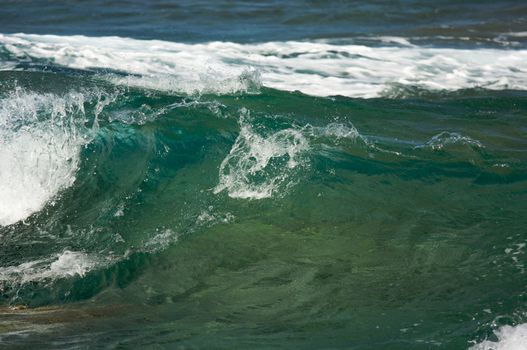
(0, 73), (522, 300)
(1, 33), (526, 98)
(0, 85), (505, 230)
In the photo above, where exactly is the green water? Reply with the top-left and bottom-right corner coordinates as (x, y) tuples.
(0, 71), (526, 349)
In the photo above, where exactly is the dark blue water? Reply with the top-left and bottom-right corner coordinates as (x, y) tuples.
(1, 0), (526, 47)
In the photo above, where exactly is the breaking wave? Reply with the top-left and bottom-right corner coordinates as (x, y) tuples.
(1, 33), (527, 97)
(0, 90), (89, 226)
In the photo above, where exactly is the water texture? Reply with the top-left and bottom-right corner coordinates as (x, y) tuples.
(0, 1), (526, 349)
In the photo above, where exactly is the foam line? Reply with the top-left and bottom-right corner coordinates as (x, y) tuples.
(1, 33), (526, 97)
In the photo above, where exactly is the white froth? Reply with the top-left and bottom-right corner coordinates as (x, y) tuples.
(0, 91), (87, 226)
(0, 251), (98, 284)
(1, 33), (526, 97)
(143, 229), (178, 252)
(471, 323), (527, 350)
(506, 32), (527, 38)
(107, 69), (261, 95)
(214, 111), (309, 199)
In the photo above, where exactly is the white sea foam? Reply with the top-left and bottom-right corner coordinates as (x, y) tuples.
(1, 33), (526, 97)
(0, 251), (99, 284)
(214, 110), (309, 199)
(471, 323), (527, 350)
(505, 32), (527, 38)
(196, 206), (235, 228)
(143, 229), (178, 252)
(0, 91), (88, 226)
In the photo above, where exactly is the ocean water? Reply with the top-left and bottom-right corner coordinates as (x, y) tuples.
(0, 1), (526, 349)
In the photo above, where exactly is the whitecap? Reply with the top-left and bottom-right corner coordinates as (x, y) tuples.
(1, 33), (526, 98)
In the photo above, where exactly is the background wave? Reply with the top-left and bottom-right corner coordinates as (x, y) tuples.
(1, 33), (527, 97)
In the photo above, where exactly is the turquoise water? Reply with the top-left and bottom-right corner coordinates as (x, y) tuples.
(1, 2), (527, 349)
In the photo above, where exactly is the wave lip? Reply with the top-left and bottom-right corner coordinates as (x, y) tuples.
(0, 91), (89, 226)
(1, 33), (527, 97)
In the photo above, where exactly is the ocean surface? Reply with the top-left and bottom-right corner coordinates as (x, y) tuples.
(1, 1), (526, 349)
